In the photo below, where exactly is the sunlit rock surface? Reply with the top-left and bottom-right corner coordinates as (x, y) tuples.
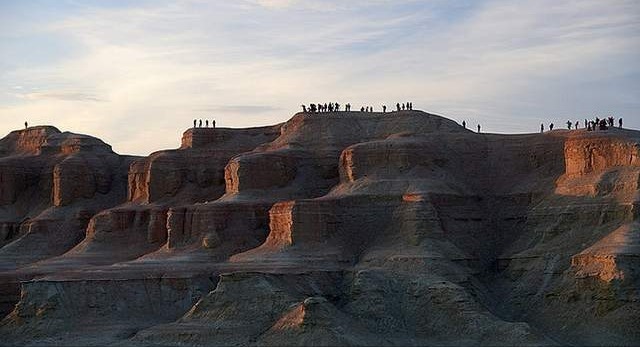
(0, 111), (638, 346)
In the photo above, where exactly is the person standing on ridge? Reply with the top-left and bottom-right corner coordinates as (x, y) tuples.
(566, 120), (572, 129)
(619, 118), (623, 128)
(24, 121), (28, 129)
(575, 120), (579, 129)
(213, 120), (216, 128)
(541, 123), (544, 133)
(193, 119), (197, 128)
(477, 124), (481, 133)
(383, 105), (387, 113)
(462, 120), (466, 129)
(549, 123), (554, 131)
(206, 120), (209, 128)
(301, 105), (307, 113)
(199, 119), (202, 127)
(396, 103), (400, 111)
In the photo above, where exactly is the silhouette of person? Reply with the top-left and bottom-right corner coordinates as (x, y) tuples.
(213, 120), (216, 128)
(402, 103), (405, 111)
(409, 102), (413, 110)
(477, 124), (481, 133)
(540, 123), (544, 133)
(566, 120), (572, 129)
(396, 103), (400, 111)
(549, 123), (554, 131)
(619, 118), (623, 128)
(301, 105), (307, 113)
(199, 119), (202, 127)
(206, 120), (209, 128)
(369, 106), (373, 112)
(383, 105), (387, 113)
(24, 121), (28, 129)
(575, 121), (579, 129)
(462, 120), (466, 129)
(361, 106), (365, 112)
(193, 119), (196, 128)
(336, 103), (340, 111)
(584, 119), (588, 129)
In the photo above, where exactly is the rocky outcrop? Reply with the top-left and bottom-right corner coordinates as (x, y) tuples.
(0, 114), (639, 346)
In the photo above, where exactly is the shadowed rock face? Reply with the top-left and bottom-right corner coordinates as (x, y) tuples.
(0, 111), (639, 346)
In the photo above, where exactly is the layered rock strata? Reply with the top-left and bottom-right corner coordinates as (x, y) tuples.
(0, 112), (638, 346)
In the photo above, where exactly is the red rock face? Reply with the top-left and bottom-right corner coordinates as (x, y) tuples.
(0, 113), (639, 346)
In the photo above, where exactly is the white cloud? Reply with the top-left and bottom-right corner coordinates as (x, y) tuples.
(1, 0), (638, 155)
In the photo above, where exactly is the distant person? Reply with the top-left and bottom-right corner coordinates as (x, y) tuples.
(335, 103), (340, 111)
(575, 120), (579, 129)
(402, 103), (405, 111)
(549, 123), (554, 131)
(566, 120), (572, 129)
(369, 106), (373, 112)
(301, 105), (307, 113)
(584, 119), (588, 129)
(462, 120), (466, 129)
(361, 106), (365, 112)
(206, 120), (209, 128)
(477, 124), (481, 133)
(199, 119), (202, 127)
(540, 123), (544, 133)
(410, 102), (413, 110)
(213, 120), (216, 128)
(619, 118), (623, 128)
(193, 119), (196, 128)
(24, 121), (28, 129)
(383, 105), (387, 113)
(396, 103), (400, 111)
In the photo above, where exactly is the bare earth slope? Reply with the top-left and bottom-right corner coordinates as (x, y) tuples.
(0, 111), (638, 346)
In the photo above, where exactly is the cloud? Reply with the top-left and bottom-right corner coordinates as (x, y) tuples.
(18, 91), (104, 102)
(0, 0), (638, 155)
(193, 105), (282, 114)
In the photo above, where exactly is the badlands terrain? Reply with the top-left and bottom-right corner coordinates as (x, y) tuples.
(0, 110), (638, 346)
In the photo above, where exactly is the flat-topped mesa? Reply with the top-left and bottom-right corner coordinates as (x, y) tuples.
(180, 125), (281, 149)
(40, 132), (114, 155)
(129, 125), (281, 204)
(267, 110), (467, 151)
(0, 126), (61, 156)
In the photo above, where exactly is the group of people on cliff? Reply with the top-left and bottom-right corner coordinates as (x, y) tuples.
(301, 102), (413, 114)
(193, 119), (216, 129)
(541, 116), (623, 133)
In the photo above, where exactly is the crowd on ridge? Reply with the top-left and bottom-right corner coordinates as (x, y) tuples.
(541, 116), (623, 133)
(301, 102), (413, 113)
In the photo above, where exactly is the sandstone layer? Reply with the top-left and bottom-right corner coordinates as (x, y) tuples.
(0, 111), (638, 346)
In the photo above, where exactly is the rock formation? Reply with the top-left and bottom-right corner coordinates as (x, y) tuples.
(0, 111), (638, 346)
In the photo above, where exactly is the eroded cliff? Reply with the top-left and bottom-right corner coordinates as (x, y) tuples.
(0, 111), (638, 346)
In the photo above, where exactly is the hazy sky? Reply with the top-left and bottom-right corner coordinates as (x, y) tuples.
(1, 0), (638, 155)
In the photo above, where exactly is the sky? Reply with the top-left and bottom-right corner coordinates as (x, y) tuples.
(1, 0), (639, 156)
